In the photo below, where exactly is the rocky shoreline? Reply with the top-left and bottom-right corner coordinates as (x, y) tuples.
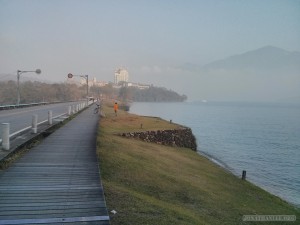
(119, 128), (197, 151)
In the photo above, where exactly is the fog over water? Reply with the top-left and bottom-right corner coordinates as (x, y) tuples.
(1, 0), (300, 102)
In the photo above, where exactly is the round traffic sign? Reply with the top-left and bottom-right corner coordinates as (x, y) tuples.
(68, 73), (73, 78)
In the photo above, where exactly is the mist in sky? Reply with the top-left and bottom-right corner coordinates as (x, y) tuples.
(1, 0), (299, 102)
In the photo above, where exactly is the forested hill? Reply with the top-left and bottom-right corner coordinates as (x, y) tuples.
(118, 86), (187, 102)
(0, 80), (187, 105)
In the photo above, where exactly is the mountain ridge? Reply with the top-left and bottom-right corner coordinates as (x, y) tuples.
(174, 46), (300, 103)
(179, 46), (300, 73)
(202, 45), (300, 72)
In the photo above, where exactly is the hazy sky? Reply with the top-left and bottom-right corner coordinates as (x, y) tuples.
(1, 0), (299, 101)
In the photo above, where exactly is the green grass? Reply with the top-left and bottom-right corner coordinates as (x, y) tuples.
(97, 103), (299, 225)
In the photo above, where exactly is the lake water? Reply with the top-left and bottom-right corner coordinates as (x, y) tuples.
(130, 102), (300, 207)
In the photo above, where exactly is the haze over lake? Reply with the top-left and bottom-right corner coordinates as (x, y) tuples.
(1, 1), (299, 103)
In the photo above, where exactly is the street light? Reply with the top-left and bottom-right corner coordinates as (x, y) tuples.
(67, 73), (89, 105)
(17, 69), (41, 105)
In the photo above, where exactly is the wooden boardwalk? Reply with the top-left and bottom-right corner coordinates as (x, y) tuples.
(0, 107), (110, 224)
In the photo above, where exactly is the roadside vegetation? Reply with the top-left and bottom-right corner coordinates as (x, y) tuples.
(0, 80), (186, 105)
(118, 86), (187, 102)
(0, 80), (86, 104)
(97, 102), (299, 225)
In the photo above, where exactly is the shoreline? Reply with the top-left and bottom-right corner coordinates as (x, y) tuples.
(98, 104), (300, 224)
(152, 120), (300, 209)
(128, 114), (299, 208)
(196, 149), (300, 208)
(197, 150), (233, 172)
(129, 102), (300, 208)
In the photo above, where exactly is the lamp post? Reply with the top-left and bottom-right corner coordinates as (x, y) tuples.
(67, 73), (89, 105)
(17, 69), (41, 106)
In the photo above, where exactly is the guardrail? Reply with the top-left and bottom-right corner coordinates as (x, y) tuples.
(0, 102), (49, 110)
(0, 102), (90, 150)
(0, 99), (93, 110)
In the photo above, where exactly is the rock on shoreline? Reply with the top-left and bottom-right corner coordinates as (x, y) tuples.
(119, 128), (197, 151)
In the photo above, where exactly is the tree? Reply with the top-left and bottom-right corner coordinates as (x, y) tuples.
(0, 80), (87, 105)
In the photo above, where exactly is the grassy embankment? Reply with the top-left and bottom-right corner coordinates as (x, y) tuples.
(96, 102), (299, 225)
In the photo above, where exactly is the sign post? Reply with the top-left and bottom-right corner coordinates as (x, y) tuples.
(67, 73), (89, 106)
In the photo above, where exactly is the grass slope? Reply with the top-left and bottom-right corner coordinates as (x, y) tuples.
(97, 104), (299, 225)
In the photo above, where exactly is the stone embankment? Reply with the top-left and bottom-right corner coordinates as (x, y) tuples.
(119, 128), (197, 151)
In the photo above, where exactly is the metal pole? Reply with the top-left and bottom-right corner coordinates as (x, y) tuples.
(1, 123), (10, 151)
(68, 106), (72, 115)
(242, 170), (247, 180)
(16, 69), (41, 106)
(32, 114), (38, 134)
(48, 110), (53, 125)
(86, 75), (89, 106)
(67, 73), (89, 106)
(17, 71), (21, 106)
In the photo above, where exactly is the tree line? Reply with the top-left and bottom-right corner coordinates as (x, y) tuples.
(90, 84), (187, 102)
(0, 80), (187, 105)
(118, 86), (187, 102)
(0, 80), (85, 105)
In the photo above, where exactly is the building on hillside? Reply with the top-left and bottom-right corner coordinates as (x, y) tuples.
(89, 77), (108, 87)
(66, 77), (80, 85)
(127, 82), (150, 89)
(66, 76), (108, 87)
(114, 68), (129, 84)
(113, 68), (151, 90)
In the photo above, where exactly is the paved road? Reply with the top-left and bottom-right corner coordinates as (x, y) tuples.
(0, 102), (84, 135)
(0, 106), (110, 224)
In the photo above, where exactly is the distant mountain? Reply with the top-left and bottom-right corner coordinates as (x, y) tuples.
(202, 46), (300, 72)
(178, 62), (202, 72)
(175, 46), (300, 103)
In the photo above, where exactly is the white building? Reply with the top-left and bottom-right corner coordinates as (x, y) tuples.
(127, 82), (150, 90)
(89, 77), (108, 87)
(114, 68), (129, 84)
(67, 76), (108, 87)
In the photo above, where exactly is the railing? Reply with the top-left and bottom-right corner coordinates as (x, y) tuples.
(0, 101), (91, 150)
(0, 102), (49, 110)
(0, 99), (93, 110)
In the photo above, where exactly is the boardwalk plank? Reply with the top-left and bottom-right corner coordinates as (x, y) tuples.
(0, 107), (110, 225)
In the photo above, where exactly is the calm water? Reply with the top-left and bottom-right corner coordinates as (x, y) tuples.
(130, 102), (300, 207)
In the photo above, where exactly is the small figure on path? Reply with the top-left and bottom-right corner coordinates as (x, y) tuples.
(94, 101), (101, 114)
(114, 102), (118, 116)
